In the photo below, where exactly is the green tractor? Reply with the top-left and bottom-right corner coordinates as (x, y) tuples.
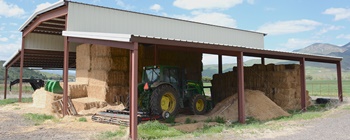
(137, 65), (210, 117)
(92, 65), (211, 125)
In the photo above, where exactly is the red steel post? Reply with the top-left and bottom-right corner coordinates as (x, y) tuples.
(218, 54), (222, 74)
(130, 42), (138, 140)
(4, 68), (8, 99)
(19, 36), (25, 102)
(261, 57), (265, 65)
(237, 52), (245, 123)
(336, 62), (343, 102)
(63, 36), (69, 116)
(300, 58), (306, 111)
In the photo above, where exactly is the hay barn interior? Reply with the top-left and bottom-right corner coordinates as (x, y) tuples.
(1, 1), (343, 139)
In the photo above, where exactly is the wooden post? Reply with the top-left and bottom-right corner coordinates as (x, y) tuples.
(218, 54), (222, 74)
(63, 36), (69, 116)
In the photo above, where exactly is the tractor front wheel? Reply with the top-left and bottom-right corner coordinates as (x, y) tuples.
(190, 94), (207, 115)
(150, 85), (180, 116)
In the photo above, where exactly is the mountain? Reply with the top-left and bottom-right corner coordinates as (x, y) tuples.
(342, 42), (350, 49)
(293, 42), (350, 70)
(293, 43), (346, 55)
(0, 60), (65, 81)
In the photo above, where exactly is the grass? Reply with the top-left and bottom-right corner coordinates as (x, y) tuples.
(306, 80), (350, 97)
(97, 127), (127, 140)
(138, 121), (183, 139)
(0, 98), (32, 106)
(23, 113), (55, 125)
(193, 124), (225, 137)
(78, 117), (87, 122)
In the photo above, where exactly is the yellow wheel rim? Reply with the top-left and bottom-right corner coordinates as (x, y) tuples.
(161, 92), (176, 113)
(196, 99), (205, 112)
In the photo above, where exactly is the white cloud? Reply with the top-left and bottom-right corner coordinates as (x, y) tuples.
(115, 0), (134, 10)
(150, 4), (162, 12)
(174, 11), (237, 28)
(323, 8), (350, 21)
(317, 25), (343, 35)
(0, 0), (25, 17)
(34, 2), (52, 12)
(0, 39), (21, 60)
(280, 38), (320, 51)
(336, 34), (350, 40)
(0, 37), (8, 42)
(247, 0), (255, 4)
(257, 19), (321, 35)
(173, 0), (243, 10)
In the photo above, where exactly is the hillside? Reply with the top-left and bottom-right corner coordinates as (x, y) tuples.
(293, 43), (346, 55)
(0, 60), (65, 81)
(293, 42), (350, 70)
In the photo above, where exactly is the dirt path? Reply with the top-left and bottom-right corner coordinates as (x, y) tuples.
(0, 102), (120, 140)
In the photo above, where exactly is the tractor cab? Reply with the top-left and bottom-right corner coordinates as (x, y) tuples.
(138, 65), (209, 117)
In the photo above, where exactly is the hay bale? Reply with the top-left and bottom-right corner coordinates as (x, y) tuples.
(87, 85), (107, 101)
(45, 91), (63, 113)
(68, 84), (88, 99)
(76, 44), (91, 70)
(32, 88), (47, 108)
(71, 97), (108, 112)
(91, 44), (112, 57)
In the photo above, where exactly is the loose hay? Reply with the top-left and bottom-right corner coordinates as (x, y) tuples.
(176, 90), (290, 123)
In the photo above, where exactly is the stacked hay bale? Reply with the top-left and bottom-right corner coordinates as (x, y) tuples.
(211, 64), (311, 110)
(74, 44), (203, 105)
(158, 46), (202, 81)
(88, 44), (129, 103)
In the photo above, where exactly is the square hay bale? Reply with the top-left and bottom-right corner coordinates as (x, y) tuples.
(72, 97), (108, 112)
(111, 56), (129, 71)
(76, 70), (89, 78)
(91, 44), (111, 57)
(91, 57), (113, 70)
(68, 84), (88, 99)
(32, 88), (47, 108)
(87, 85), (107, 101)
(111, 47), (129, 57)
(45, 92), (63, 113)
(76, 44), (91, 70)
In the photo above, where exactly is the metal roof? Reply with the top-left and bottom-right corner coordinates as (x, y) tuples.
(3, 49), (76, 69)
(62, 31), (342, 64)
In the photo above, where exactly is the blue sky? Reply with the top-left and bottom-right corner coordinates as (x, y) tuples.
(0, 0), (349, 64)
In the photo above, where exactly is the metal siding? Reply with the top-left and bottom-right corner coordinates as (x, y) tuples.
(67, 3), (264, 48)
(25, 33), (78, 52)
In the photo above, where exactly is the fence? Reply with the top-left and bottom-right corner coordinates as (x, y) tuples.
(306, 80), (350, 97)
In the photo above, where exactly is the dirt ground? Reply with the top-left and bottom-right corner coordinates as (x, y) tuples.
(1, 92), (349, 140)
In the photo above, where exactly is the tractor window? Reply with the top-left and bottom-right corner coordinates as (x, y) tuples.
(144, 68), (160, 83)
(163, 68), (178, 83)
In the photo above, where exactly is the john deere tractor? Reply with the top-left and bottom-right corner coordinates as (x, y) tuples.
(92, 65), (211, 125)
(137, 65), (210, 117)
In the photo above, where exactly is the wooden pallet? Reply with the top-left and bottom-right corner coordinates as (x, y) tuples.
(52, 97), (77, 117)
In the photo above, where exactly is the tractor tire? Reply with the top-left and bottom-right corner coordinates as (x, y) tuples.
(150, 85), (180, 116)
(190, 94), (207, 115)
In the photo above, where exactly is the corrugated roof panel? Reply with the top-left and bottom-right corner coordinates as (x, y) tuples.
(67, 2), (265, 49)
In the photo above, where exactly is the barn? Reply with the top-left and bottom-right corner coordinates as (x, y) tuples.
(2, 1), (343, 139)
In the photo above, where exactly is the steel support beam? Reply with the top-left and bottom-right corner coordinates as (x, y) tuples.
(19, 36), (25, 102)
(62, 36), (69, 116)
(154, 45), (158, 65)
(300, 58), (307, 111)
(336, 62), (343, 102)
(3, 68), (8, 99)
(22, 6), (68, 37)
(130, 42), (138, 140)
(261, 57), (265, 65)
(237, 52), (245, 123)
(218, 54), (223, 74)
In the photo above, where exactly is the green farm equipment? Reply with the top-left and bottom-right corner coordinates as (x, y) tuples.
(92, 65), (212, 125)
